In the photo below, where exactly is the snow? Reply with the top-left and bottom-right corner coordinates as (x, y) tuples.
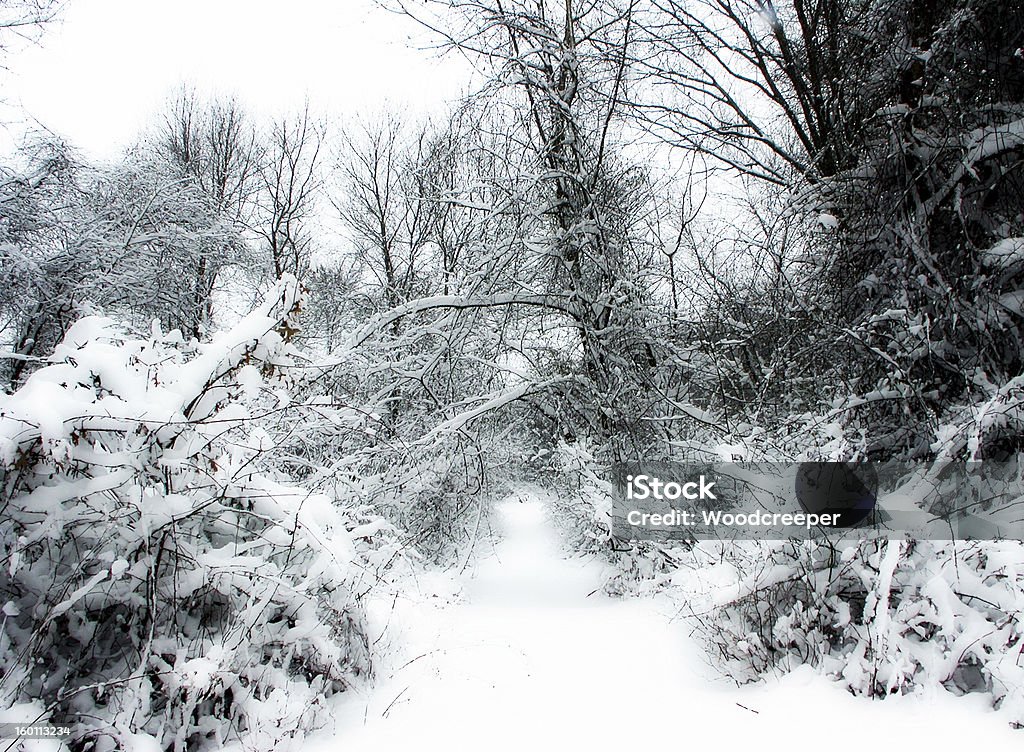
(998, 289), (1024, 316)
(714, 442), (748, 461)
(981, 237), (1024, 269)
(305, 491), (1022, 751)
(816, 212), (839, 229)
(965, 117), (1024, 166)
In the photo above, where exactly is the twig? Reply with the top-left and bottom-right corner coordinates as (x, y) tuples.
(382, 686), (409, 719)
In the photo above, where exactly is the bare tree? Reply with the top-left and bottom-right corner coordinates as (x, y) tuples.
(256, 103), (324, 280)
(333, 113), (434, 316)
(389, 0), (678, 454)
(156, 89), (259, 337)
(634, 0), (1024, 457)
(633, 0), (885, 185)
(0, 0), (61, 65)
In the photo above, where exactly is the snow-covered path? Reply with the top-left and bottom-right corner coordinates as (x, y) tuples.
(309, 492), (1019, 751)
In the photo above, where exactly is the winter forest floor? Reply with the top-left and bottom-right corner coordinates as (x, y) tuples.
(307, 492), (1020, 751)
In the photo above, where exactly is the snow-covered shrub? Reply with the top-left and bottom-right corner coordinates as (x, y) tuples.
(547, 438), (613, 545)
(0, 277), (399, 751)
(285, 346), (516, 566)
(697, 538), (1024, 726)
(363, 437), (492, 565)
(544, 439), (682, 594)
(683, 356), (1024, 725)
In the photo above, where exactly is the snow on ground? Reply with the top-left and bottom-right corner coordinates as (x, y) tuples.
(307, 491), (1021, 751)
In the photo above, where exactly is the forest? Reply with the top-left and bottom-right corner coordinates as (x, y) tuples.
(2, 0), (1024, 749)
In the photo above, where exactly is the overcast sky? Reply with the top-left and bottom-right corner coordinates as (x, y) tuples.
(1, 0), (470, 160)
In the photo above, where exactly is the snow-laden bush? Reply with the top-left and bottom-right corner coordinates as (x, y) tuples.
(546, 438), (613, 545)
(680, 376), (1024, 727)
(545, 439), (682, 593)
(696, 538), (1024, 726)
(0, 277), (399, 751)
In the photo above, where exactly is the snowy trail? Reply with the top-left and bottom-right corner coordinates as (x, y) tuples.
(308, 492), (1019, 751)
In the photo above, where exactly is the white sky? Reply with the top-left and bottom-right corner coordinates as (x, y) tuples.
(1, 0), (471, 160)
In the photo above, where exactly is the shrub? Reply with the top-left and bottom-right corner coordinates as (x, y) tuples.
(0, 277), (398, 751)
(695, 538), (1024, 726)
